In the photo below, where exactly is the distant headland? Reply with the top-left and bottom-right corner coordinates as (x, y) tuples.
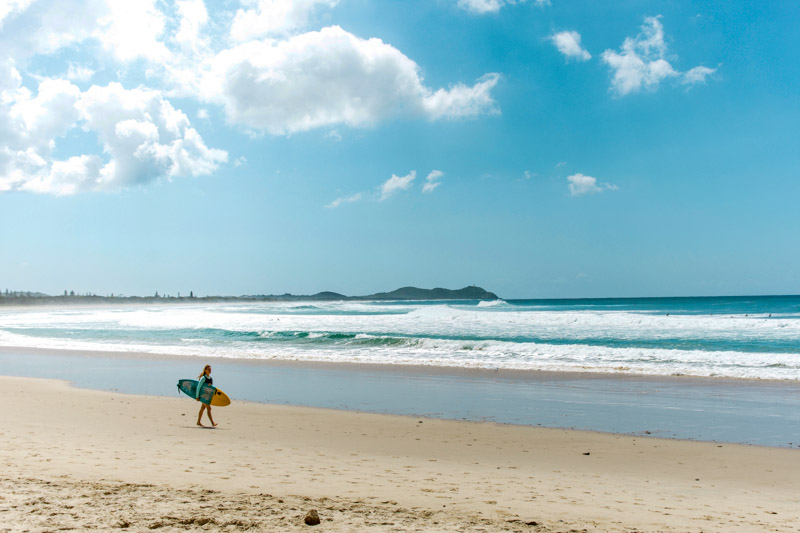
(266, 286), (499, 301)
(0, 286), (499, 306)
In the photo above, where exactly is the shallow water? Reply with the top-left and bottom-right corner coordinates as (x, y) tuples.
(3, 349), (799, 448)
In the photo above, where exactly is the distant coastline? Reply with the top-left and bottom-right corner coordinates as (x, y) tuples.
(0, 285), (499, 306)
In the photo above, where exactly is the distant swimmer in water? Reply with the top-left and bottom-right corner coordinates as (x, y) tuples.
(196, 364), (217, 428)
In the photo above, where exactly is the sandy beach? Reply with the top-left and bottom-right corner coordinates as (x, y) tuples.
(1, 376), (798, 532)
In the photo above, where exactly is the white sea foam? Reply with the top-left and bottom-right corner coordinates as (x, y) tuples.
(476, 299), (506, 307)
(1, 302), (799, 380)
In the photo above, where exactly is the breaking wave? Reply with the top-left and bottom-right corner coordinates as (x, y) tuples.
(1, 296), (799, 380)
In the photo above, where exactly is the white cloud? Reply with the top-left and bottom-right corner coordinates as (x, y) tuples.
(19, 154), (104, 195)
(380, 170), (416, 200)
(1, 80), (227, 195)
(423, 73), (500, 120)
(550, 31), (591, 61)
(328, 168), (437, 206)
(1, 1), (502, 195)
(174, 0), (209, 54)
(203, 26), (500, 135)
(10, 78), (82, 147)
(422, 182), (440, 193)
(95, 0), (171, 63)
(422, 169), (443, 193)
(231, 0), (338, 41)
(0, 0), (106, 61)
(0, 0), (35, 26)
(1, 0), (173, 65)
(4, 3), (500, 139)
(65, 63), (95, 82)
(567, 173), (616, 196)
(0, 58), (22, 95)
(458, 0), (504, 14)
(682, 65), (716, 86)
(602, 16), (716, 96)
(457, 0), (549, 15)
(326, 191), (362, 208)
(77, 83), (227, 187)
(601, 17), (676, 95)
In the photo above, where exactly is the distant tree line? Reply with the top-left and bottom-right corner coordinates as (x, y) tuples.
(0, 289), (242, 307)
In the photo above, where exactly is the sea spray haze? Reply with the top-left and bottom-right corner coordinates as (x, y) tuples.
(0, 296), (798, 380)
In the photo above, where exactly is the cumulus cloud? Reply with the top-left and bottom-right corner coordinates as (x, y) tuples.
(1, 80), (227, 195)
(3, 2), (500, 138)
(0, 0), (178, 67)
(601, 16), (676, 95)
(602, 16), (716, 96)
(380, 170), (416, 200)
(9, 79), (82, 149)
(201, 26), (500, 134)
(0, 59), (22, 94)
(231, 0), (338, 41)
(457, 0), (549, 15)
(173, 0), (210, 54)
(96, 0), (170, 62)
(0, 0), (36, 26)
(422, 74), (500, 120)
(422, 170), (443, 193)
(1, 1), (501, 194)
(567, 173), (617, 196)
(550, 31), (591, 61)
(0, 0), (106, 61)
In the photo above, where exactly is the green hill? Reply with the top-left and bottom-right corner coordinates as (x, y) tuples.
(363, 286), (498, 301)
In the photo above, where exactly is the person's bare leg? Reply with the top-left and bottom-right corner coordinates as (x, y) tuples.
(197, 404), (206, 427)
(207, 406), (217, 427)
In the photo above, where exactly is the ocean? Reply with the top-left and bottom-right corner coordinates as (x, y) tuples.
(1, 295), (798, 380)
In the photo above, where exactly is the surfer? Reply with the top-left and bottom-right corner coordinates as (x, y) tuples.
(196, 364), (217, 427)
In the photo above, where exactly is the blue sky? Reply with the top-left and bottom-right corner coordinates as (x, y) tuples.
(1, 0), (798, 298)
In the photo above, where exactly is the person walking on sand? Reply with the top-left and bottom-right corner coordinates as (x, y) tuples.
(196, 364), (217, 427)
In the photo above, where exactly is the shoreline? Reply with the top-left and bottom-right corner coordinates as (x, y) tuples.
(2, 344), (796, 385)
(2, 375), (798, 532)
(3, 345), (800, 448)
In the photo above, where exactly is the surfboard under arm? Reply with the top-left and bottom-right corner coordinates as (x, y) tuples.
(177, 379), (231, 406)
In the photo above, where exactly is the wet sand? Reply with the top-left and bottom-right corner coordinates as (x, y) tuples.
(2, 376), (799, 532)
(2, 346), (800, 447)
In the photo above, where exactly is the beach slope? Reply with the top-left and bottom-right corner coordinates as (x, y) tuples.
(1, 376), (798, 532)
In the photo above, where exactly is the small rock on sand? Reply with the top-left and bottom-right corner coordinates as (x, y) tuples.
(304, 509), (321, 526)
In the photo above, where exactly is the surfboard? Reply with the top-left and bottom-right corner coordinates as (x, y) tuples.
(177, 379), (231, 407)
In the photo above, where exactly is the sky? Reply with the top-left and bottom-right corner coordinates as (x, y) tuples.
(0, 0), (798, 299)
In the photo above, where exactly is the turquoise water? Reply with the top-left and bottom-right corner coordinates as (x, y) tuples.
(1, 295), (799, 379)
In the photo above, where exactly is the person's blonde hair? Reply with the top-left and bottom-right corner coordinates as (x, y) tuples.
(198, 364), (211, 378)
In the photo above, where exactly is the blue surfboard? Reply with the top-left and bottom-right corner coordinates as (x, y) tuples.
(177, 379), (231, 406)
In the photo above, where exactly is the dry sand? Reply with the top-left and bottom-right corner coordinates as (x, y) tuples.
(1, 376), (798, 532)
